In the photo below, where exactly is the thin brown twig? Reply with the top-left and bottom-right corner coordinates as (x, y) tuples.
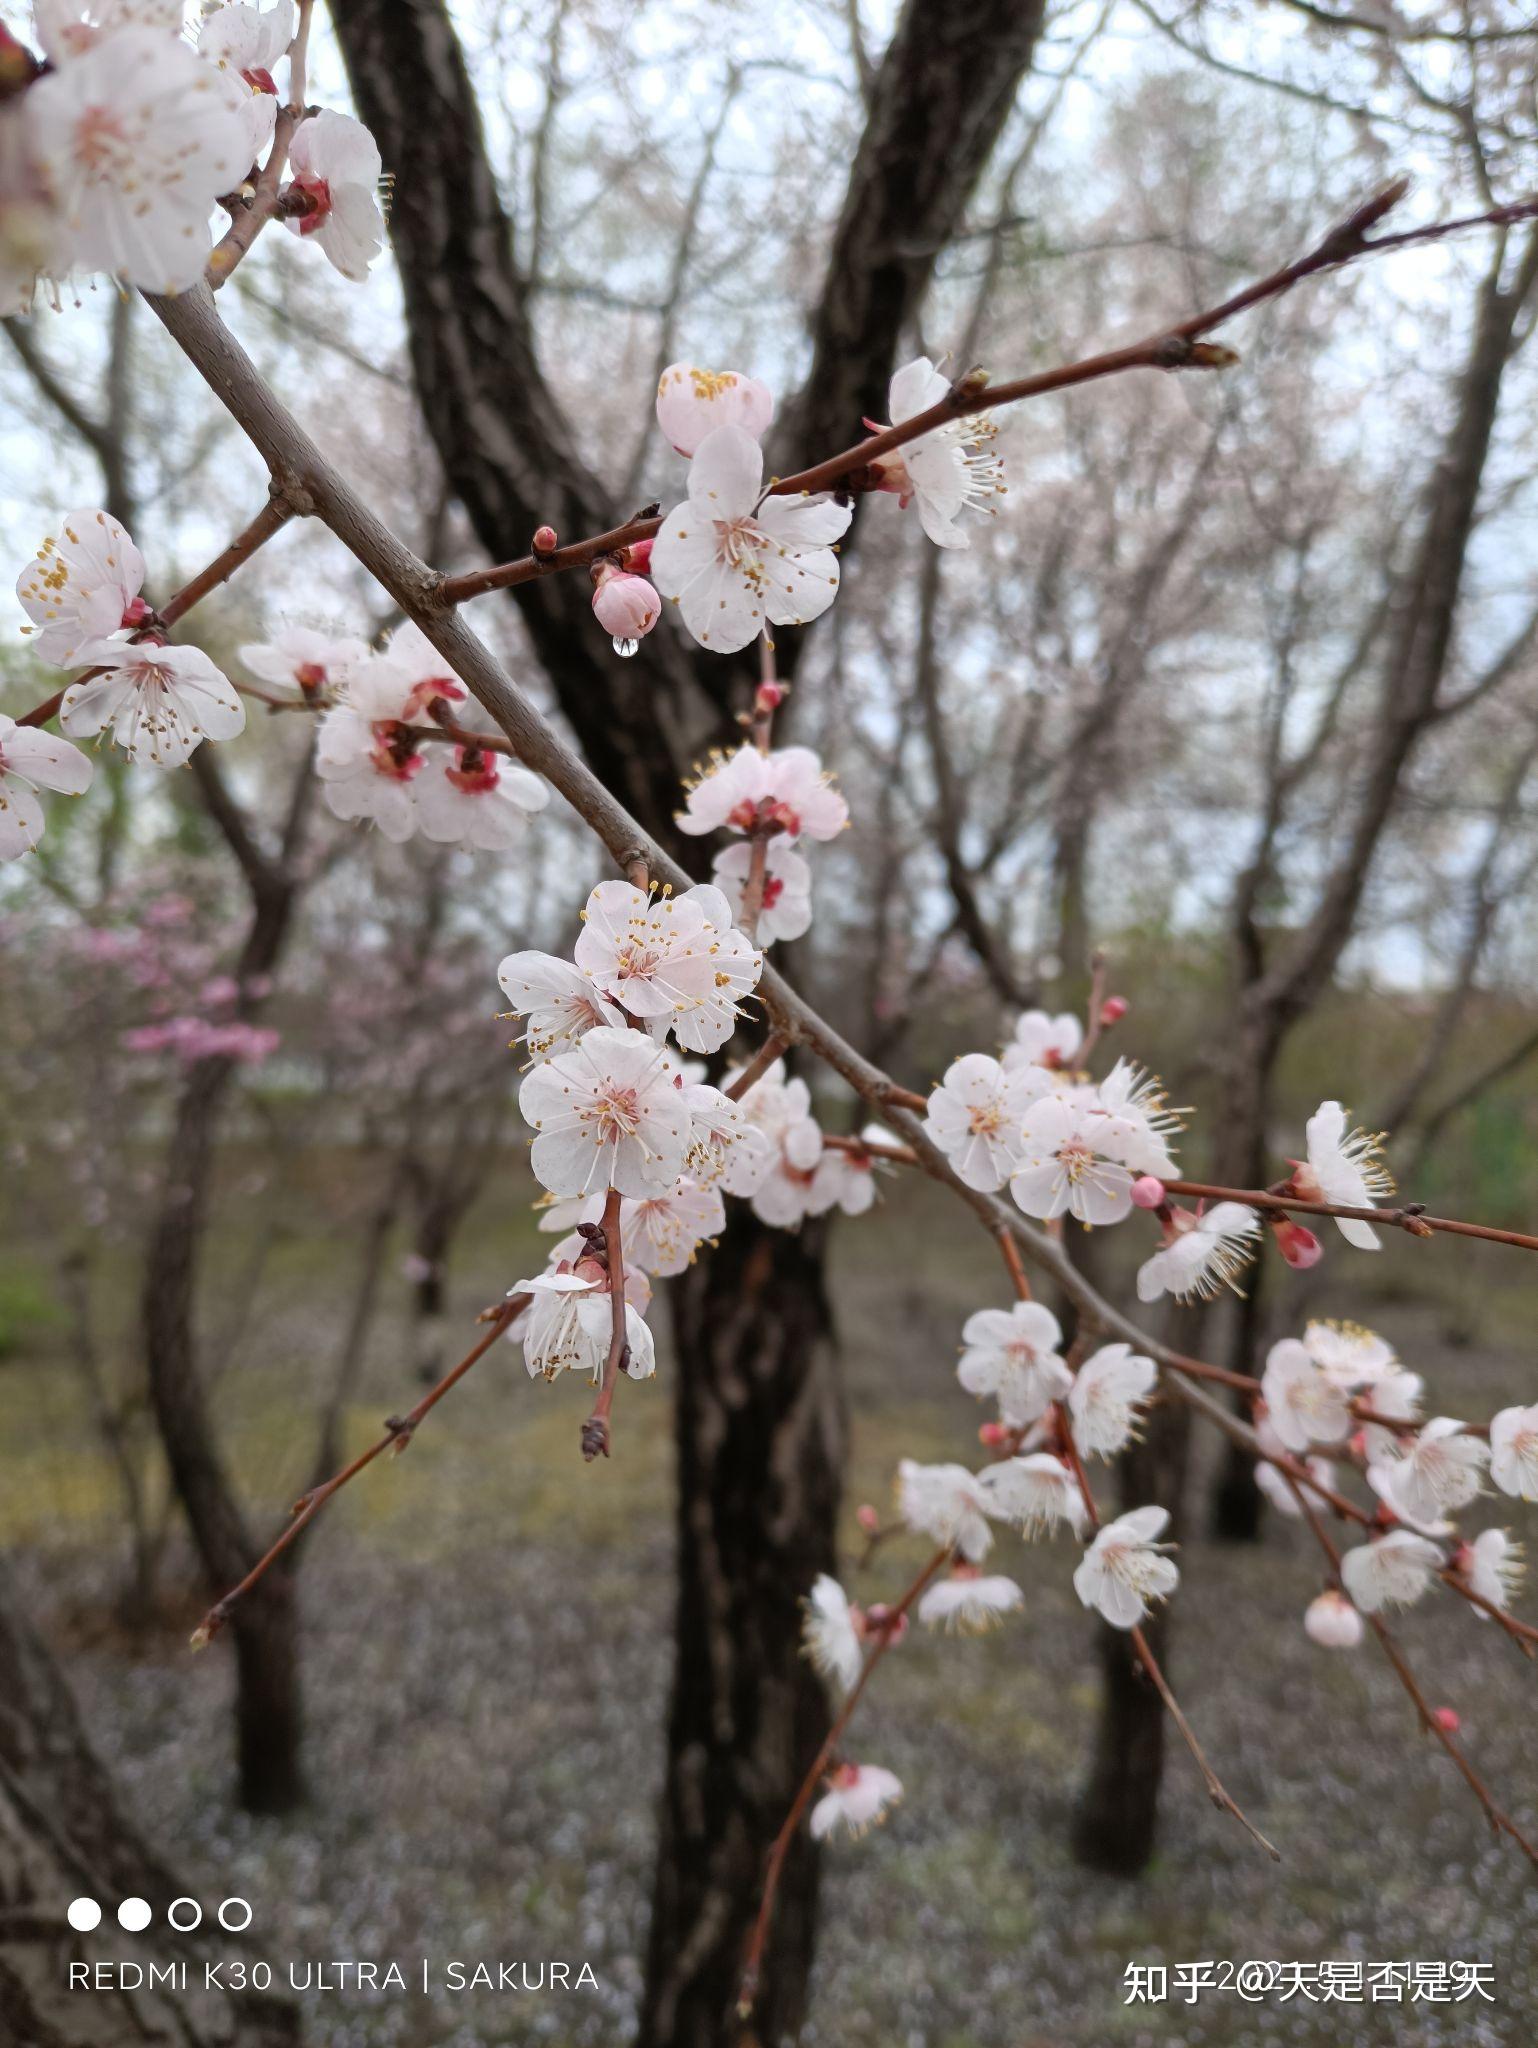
(737, 1545), (951, 2020)
(724, 1032), (792, 1100)
(580, 1189), (627, 1461)
(1162, 1178), (1538, 1255)
(434, 187), (1538, 608)
(192, 1292), (525, 1644)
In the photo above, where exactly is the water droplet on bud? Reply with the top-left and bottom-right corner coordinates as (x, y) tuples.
(613, 637), (639, 658)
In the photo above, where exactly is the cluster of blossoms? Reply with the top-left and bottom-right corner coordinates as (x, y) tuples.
(2, 0), (386, 308)
(580, 353), (1005, 656)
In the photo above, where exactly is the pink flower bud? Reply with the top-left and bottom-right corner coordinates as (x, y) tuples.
(1099, 995), (1128, 1026)
(592, 572), (660, 642)
(855, 1503), (880, 1533)
(625, 538), (654, 575)
(1433, 1706), (1461, 1734)
(121, 596), (151, 628)
(978, 1420), (1010, 1448)
(756, 680), (785, 713)
(1130, 1175), (1166, 1209)
(533, 526), (558, 554)
(1271, 1215), (1323, 1270)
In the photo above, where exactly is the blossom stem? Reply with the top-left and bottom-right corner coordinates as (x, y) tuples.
(433, 188), (1537, 608)
(995, 1225), (1033, 1302)
(581, 1190), (628, 1462)
(737, 1544), (951, 2022)
(1161, 1179), (1538, 1255)
(723, 1031), (792, 1101)
(190, 1292), (526, 1646)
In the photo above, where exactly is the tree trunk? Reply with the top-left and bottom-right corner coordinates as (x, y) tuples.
(639, 1212), (846, 2048)
(0, 1564), (298, 2047)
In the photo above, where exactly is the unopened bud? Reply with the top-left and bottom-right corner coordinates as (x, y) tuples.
(593, 570), (660, 643)
(1432, 1706), (1461, 1734)
(978, 1420), (1010, 1448)
(625, 537), (654, 575)
(121, 596), (151, 628)
(856, 1503), (880, 1533)
(1099, 995), (1128, 1026)
(1130, 1175), (1166, 1210)
(1270, 1214), (1323, 1270)
(532, 525), (558, 554)
(755, 680), (785, 713)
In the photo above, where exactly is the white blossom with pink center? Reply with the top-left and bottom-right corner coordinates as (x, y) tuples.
(896, 1458), (993, 1561)
(1001, 1008), (1082, 1073)
(574, 878), (761, 1056)
(17, 508), (145, 666)
(518, 1024), (690, 1200)
(655, 362), (775, 455)
(870, 356), (1005, 549)
(1008, 1094), (1141, 1227)
(806, 1128), (886, 1218)
(680, 1077), (768, 1191)
(0, 712), (93, 861)
(678, 741), (848, 843)
(315, 660), (422, 840)
(1385, 1417), (1487, 1524)
(977, 1453), (1088, 1538)
(1297, 1099), (1394, 1250)
(238, 625), (366, 701)
(809, 1762), (902, 1842)
(513, 1271), (655, 1384)
(1340, 1529), (1441, 1613)
(711, 834), (812, 946)
(619, 1178), (726, 1277)
(413, 744), (549, 851)
(1068, 1342), (1157, 1459)
(496, 951), (626, 1063)
(1302, 1318), (1399, 1388)
(32, 0), (186, 65)
(1260, 1337), (1353, 1454)
(802, 1574), (863, 1693)
(25, 28), (251, 292)
(917, 1566), (1024, 1633)
(1491, 1403), (1538, 1501)
(283, 107), (384, 281)
(60, 641), (245, 767)
(957, 1300), (1070, 1427)
(650, 425), (851, 652)
(1073, 1505), (1179, 1628)
(1136, 1201), (1260, 1304)
(923, 1052), (1050, 1192)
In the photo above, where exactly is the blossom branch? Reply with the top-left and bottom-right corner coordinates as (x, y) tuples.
(430, 185), (1538, 609)
(737, 1544), (952, 2021)
(580, 1189), (628, 1462)
(191, 1292), (525, 1646)
(1162, 1178), (1538, 1255)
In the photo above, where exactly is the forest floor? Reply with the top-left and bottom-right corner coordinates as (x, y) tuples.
(3, 1166), (1536, 2047)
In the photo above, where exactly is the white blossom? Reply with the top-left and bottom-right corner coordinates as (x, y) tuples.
(32, 0), (186, 65)
(1303, 1318), (1398, 1388)
(496, 952), (626, 1063)
(1260, 1337), (1352, 1454)
(1068, 1342), (1157, 1459)
(957, 1301), (1070, 1428)
(197, 0), (294, 76)
(896, 1459), (992, 1562)
(651, 426), (851, 652)
(0, 712), (93, 860)
(917, 1567), (1024, 1633)
(807, 1136), (881, 1218)
(1360, 1365), (1425, 1465)
(283, 108), (384, 280)
(1304, 1589), (1363, 1648)
(60, 641), (244, 766)
(809, 1763), (902, 1841)
(654, 362), (774, 455)
(977, 1453), (1088, 1538)
(677, 742), (847, 843)
(16, 508), (144, 666)
(1009, 1094), (1140, 1227)
(1095, 1059), (1182, 1177)
(1136, 1202), (1260, 1304)
(1490, 1403), (1538, 1501)
(1366, 1460), (1452, 1539)
(513, 1271), (655, 1385)
(1339, 1529), (1441, 1613)
(1298, 1099), (1394, 1251)
(802, 1574), (863, 1692)
(518, 1025), (690, 1200)
(622, 1178), (725, 1276)
(574, 879), (761, 1055)
(238, 625), (366, 700)
(873, 356), (1005, 549)
(711, 834), (812, 945)
(26, 29), (251, 292)
(1256, 1454), (1336, 1519)
(1385, 1417), (1487, 1525)
(413, 745), (549, 851)
(1001, 1009), (1081, 1074)
(923, 1052), (1049, 1193)
(314, 660), (420, 839)
(1073, 1505), (1179, 1629)
(1465, 1529), (1523, 1616)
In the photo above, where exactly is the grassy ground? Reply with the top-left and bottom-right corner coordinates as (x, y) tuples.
(2, 1165), (1536, 2046)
